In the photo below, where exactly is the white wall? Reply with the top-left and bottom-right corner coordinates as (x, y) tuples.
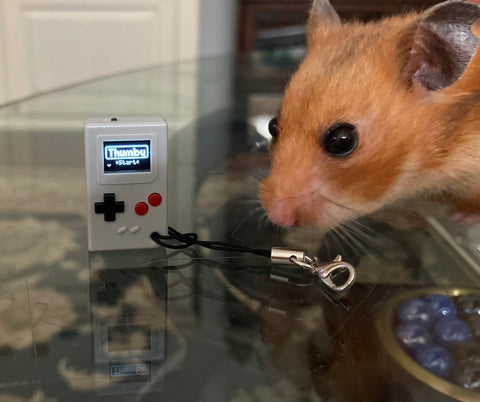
(0, 0), (237, 105)
(0, 0), (200, 104)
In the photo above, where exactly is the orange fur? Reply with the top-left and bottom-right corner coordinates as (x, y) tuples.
(259, 7), (480, 229)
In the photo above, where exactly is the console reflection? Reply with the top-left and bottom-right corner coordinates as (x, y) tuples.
(89, 254), (168, 395)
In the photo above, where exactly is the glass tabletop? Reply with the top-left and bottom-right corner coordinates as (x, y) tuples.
(0, 53), (479, 402)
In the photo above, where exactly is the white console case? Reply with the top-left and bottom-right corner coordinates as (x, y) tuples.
(85, 117), (168, 251)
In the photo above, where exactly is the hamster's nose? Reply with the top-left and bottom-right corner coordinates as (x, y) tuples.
(267, 198), (299, 228)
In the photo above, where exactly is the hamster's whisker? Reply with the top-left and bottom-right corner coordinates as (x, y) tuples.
(234, 204), (265, 236)
(299, 182), (363, 213)
(342, 220), (374, 243)
(250, 168), (269, 181)
(338, 223), (369, 254)
(355, 224), (385, 248)
(327, 227), (348, 258)
(251, 205), (275, 231)
(336, 225), (365, 256)
(343, 221), (375, 246)
(311, 192), (363, 214)
(348, 219), (378, 237)
(261, 208), (281, 232)
(242, 198), (264, 205)
(318, 208), (353, 257)
(323, 230), (332, 258)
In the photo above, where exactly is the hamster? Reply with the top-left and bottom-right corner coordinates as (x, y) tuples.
(259, 0), (480, 230)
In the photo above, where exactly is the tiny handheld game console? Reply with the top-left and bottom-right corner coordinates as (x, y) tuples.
(85, 117), (168, 251)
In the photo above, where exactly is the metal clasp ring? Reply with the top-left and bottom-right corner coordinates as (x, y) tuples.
(290, 255), (356, 292)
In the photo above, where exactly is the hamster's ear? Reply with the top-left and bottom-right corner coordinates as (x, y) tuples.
(307, 0), (341, 43)
(400, 0), (480, 91)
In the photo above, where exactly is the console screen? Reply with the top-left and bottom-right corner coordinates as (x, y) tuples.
(103, 140), (151, 174)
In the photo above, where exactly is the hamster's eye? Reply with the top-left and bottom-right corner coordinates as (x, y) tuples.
(268, 117), (279, 139)
(322, 123), (358, 157)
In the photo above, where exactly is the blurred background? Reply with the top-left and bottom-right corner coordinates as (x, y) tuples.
(0, 0), (235, 104)
(0, 0), (441, 105)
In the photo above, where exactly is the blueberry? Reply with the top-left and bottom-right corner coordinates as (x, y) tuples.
(424, 294), (457, 319)
(395, 324), (433, 354)
(398, 299), (435, 328)
(433, 317), (472, 349)
(414, 344), (454, 379)
(452, 355), (480, 391)
(455, 294), (480, 316)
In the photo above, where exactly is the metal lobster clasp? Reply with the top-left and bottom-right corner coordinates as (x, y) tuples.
(271, 248), (357, 292)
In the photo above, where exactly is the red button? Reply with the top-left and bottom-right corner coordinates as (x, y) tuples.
(135, 202), (148, 216)
(148, 193), (163, 207)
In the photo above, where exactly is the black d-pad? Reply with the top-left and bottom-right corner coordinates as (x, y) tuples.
(95, 193), (125, 222)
